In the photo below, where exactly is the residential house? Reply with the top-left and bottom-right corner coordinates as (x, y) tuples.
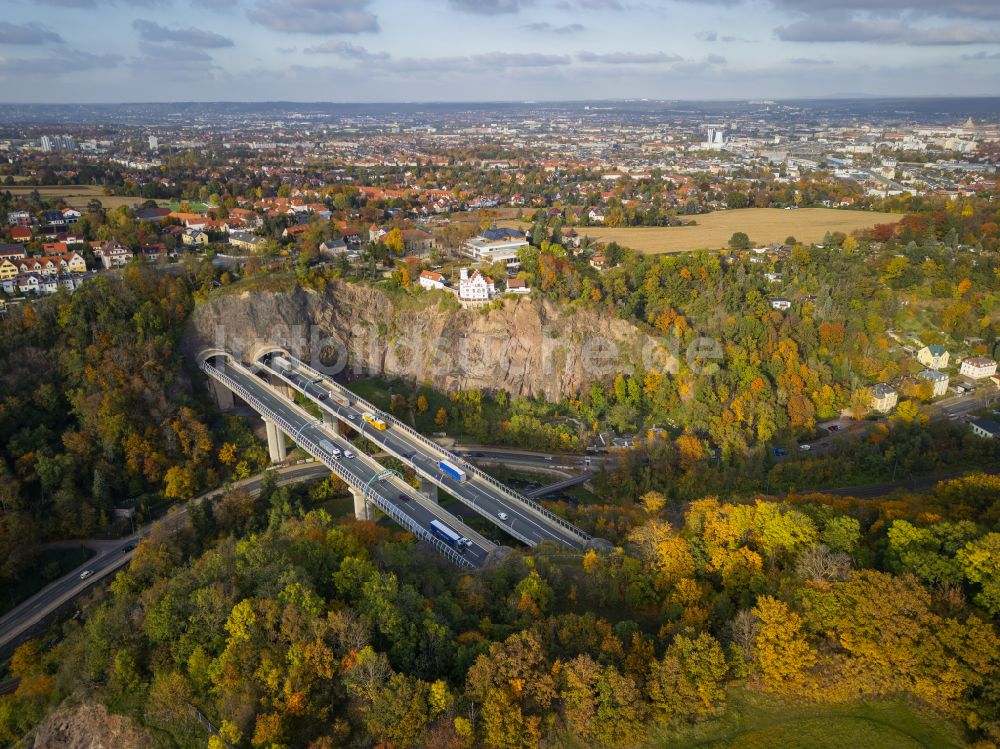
(61, 208), (81, 224)
(16, 273), (40, 295)
(369, 224), (388, 243)
(588, 208), (606, 223)
(60, 252), (87, 273)
(230, 232), (266, 252)
(17, 258), (44, 276)
(135, 207), (171, 223)
(9, 226), (31, 243)
(401, 228), (435, 254)
(42, 210), (66, 228)
(140, 243), (168, 262)
(182, 228), (210, 247)
(916, 345), (950, 370)
(917, 369), (950, 397)
(590, 255), (608, 270)
(419, 270), (446, 290)
(318, 238), (348, 257)
(92, 241), (133, 269)
(463, 227), (528, 264)
(459, 268), (494, 301)
(7, 211), (32, 227)
(960, 356), (997, 380)
(870, 383), (898, 413)
(970, 419), (1000, 439)
(282, 224), (308, 239)
(0, 246), (27, 262)
(505, 278), (530, 295)
(770, 297), (792, 311)
(43, 242), (68, 256)
(0, 258), (19, 283)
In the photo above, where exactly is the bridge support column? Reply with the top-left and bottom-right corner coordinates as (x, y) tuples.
(323, 411), (349, 436)
(209, 379), (234, 411)
(350, 488), (374, 521)
(419, 477), (438, 504)
(265, 419), (287, 463)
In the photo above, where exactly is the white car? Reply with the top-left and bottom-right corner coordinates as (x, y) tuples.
(79, 570), (93, 580)
(799, 444), (812, 451)
(497, 512), (509, 522)
(343, 449), (355, 459)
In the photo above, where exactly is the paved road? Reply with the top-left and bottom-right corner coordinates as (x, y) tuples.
(819, 466), (1000, 499)
(259, 355), (591, 550)
(0, 462), (329, 655)
(213, 359), (495, 565)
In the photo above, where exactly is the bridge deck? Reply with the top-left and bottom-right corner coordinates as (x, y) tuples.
(259, 354), (591, 550)
(205, 358), (497, 567)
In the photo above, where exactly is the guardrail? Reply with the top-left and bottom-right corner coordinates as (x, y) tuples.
(279, 355), (592, 546)
(202, 360), (475, 568)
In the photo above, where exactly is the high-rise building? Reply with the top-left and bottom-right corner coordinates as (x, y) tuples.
(149, 135), (158, 151)
(40, 135), (53, 153)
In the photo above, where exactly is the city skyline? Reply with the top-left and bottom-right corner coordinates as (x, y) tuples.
(2, 0), (1000, 102)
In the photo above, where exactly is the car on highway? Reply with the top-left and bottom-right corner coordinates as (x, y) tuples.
(343, 449), (355, 459)
(316, 392), (328, 401)
(122, 544), (136, 553)
(497, 512), (509, 521)
(827, 424), (842, 432)
(79, 570), (93, 580)
(799, 444), (812, 451)
(398, 493), (409, 502)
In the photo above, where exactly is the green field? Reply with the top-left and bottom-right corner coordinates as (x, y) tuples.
(647, 689), (963, 749)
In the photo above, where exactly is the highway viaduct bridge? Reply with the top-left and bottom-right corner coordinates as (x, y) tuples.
(199, 348), (601, 568)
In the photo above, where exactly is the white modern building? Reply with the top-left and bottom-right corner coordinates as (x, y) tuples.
(463, 227), (528, 264)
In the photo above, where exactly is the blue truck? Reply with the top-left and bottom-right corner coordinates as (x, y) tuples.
(438, 459), (467, 482)
(430, 519), (470, 550)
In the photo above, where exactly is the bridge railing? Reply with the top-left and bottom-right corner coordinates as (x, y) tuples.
(202, 359), (475, 568)
(280, 355), (592, 546)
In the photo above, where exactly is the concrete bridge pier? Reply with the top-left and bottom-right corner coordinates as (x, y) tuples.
(419, 477), (439, 503)
(264, 419), (287, 463)
(209, 379), (234, 411)
(351, 488), (374, 521)
(323, 411), (351, 437)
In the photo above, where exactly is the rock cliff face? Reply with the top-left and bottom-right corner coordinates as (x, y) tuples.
(185, 281), (676, 401)
(27, 702), (151, 749)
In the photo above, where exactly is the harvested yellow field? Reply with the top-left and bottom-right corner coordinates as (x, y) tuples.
(513, 207), (900, 254)
(4, 185), (148, 210)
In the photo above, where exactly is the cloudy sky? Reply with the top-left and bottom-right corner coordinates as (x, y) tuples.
(2, 0), (1000, 102)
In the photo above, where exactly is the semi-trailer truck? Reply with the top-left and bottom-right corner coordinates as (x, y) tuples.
(429, 519), (471, 550)
(438, 459), (467, 482)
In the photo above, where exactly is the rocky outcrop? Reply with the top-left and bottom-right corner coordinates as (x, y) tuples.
(27, 702), (151, 749)
(185, 281), (676, 401)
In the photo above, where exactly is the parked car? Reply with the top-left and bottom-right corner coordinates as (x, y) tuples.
(827, 424), (842, 432)
(799, 444), (812, 451)
(772, 447), (787, 457)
